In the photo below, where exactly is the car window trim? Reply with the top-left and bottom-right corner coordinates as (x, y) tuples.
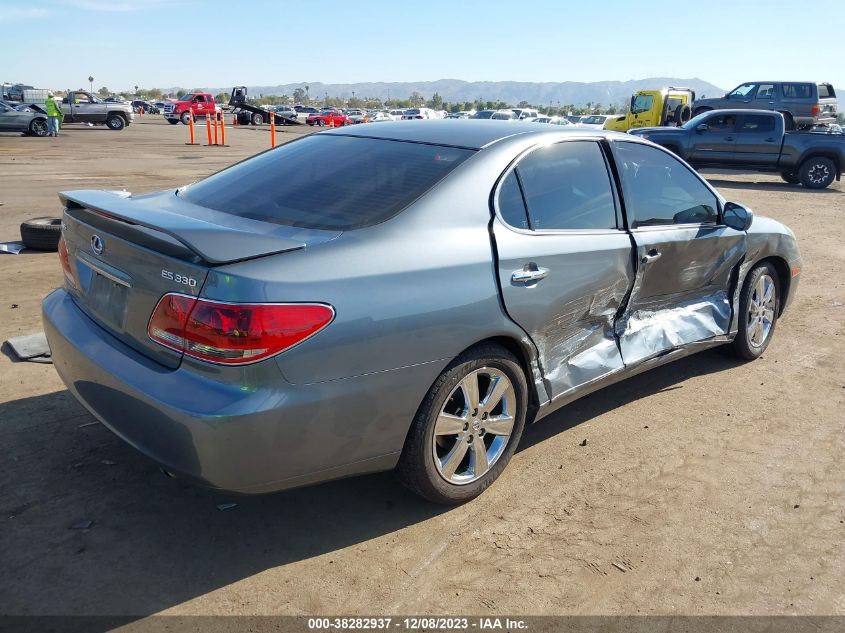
(607, 138), (726, 229)
(492, 138), (625, 235)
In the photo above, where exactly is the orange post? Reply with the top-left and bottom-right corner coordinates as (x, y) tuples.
(186, 109), (196, 145)
(219, 111), (226, 146)
(270, 110), (276, 148)
(213, 111), (219, 146)
(328, 115), (334, 128)
(205, 110), (212, 146)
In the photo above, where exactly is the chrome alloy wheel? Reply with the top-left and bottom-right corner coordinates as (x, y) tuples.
(747, 273), (776, 348)
(433, 367), (516, 485)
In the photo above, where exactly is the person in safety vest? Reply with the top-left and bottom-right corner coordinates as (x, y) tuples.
(45, 93), (63, 137)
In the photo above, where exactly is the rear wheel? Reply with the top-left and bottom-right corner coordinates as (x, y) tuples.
(731, 262), (779, 360)
(29, 118), (48, 137)
(251, 112), (264, 125)
(780, 170), (800, 184)
(799, 157), (836, 189)
(395, 344), (527, 504)
(317, 119), (325, 127)
(106, 114), (126, 130)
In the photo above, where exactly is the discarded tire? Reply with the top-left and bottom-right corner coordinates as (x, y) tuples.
(20, 217), (62, 251)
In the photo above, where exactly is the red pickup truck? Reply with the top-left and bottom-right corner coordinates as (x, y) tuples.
(162, 92), (219, 125)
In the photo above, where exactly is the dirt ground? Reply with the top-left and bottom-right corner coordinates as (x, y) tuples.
(0, 118), (843, 619)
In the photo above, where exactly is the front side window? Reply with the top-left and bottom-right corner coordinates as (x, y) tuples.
(180, 135), (474, 230)
(613, 142), (719, 228)
(505, 141), (617, 231)
(704, 113), (737, 131)
(756, 84), (775, 100)
(729, 83), (757, 99)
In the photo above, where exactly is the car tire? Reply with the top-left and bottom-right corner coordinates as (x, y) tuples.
(29, 118), (49, 137)
(395, 343), (528, 505)
(167, 119), (179, 125)
(692, 106), (712, 117)
(780, 170), (800, 185)
(251, 112), (264, 125)
(106, 114), (126, 130)
(317, 119), (325, 127)
(731, 262), (780, 360)
(180, 111), (192, 125)
(20, 217), (62, 251)
(799, 156), (836, 189)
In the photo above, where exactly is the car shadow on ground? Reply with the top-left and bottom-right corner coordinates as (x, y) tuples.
(703, 178), (842, 194)
(0, 348), (742, 620)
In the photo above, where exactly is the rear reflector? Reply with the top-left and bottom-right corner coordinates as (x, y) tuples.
(148, 293), (334, 365)
(57, 235), (78, 289)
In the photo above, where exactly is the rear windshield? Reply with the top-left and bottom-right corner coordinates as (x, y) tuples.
(180, 135), (475, 230)
(818, 84), (835, 99)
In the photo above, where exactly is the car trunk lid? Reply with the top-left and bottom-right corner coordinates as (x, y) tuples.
(59, 189), (339, 368)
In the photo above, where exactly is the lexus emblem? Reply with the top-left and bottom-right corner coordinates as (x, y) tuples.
(90, 234), (105, 255)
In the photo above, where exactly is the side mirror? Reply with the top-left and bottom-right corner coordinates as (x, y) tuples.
(696, 123), (709, 132)
(723, 202), (753, 232)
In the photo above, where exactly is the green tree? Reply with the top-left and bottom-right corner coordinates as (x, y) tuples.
(97, 86), (110, 97)
(176, 89), (186, 99)
(293, 87), (306, 104)
(215, 92), (231, 104)
(427, 92), (443, 110)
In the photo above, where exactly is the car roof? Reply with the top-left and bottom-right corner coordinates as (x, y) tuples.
(323, 119), (630, 150)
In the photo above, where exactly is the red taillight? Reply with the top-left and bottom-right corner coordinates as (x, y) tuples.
(57, 235), (77, 288)
(148, 294), (334, 365)
(811, 104), (820, 115)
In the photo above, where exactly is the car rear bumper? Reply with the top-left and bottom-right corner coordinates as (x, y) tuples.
(42, 289), (435, 494)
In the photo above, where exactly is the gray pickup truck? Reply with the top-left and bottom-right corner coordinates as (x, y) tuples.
(59, 90), (135, 130)
(629, 109), (844, 189)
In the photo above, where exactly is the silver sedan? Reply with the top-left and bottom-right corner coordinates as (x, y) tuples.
(43, 121), (801, 504)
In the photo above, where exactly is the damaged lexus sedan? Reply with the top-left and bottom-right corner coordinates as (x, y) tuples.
(43, 121), (801, 504)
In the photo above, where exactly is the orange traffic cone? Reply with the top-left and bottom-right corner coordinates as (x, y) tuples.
(328, 116), (334, 128)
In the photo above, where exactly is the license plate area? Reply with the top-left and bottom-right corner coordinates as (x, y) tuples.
(75, 256), (131, 330)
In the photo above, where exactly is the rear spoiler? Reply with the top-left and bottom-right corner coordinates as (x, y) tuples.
(59, 189), (307, 265)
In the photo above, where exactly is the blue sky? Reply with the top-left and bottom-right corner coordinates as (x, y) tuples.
(3, 0), (843, 93)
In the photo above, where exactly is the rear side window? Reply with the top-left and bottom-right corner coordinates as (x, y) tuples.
(508, 141), (617, 230)
(497, 172), (529, 230)
(180, 135), (474, 230)
(738, 114), (775, 132)
(782, 83), (813, 99)
(614, 141), (718, 228)
(818, 84), (835, 98)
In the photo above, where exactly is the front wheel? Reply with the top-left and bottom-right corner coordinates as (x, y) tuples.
(106, 114), (126, 130)
(251, 112), (264, 125)
(731, 262), (780, 360)
(29, 118), (49, 137)
(317, 119), (325, 127)
(780, 170), (800, 185)
(180, 111), (192, 125)
(799, 156), (836, 189)
(167, 118), (179, 125)
(395, 344), (528, 504)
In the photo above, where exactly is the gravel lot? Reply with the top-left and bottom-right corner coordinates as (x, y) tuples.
(0, 118), (843, 618)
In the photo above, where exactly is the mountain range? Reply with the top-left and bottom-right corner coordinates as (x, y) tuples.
(187, 77), (727, 106)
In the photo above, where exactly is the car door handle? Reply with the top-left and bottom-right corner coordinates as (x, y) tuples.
(641, 249), (662, 264)
(512, 265), (549, 283)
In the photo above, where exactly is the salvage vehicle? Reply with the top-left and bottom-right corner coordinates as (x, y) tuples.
(59, 91), (134, 130)
(228, 87), (301, 126)
(162, 92), (218, 125)
(692, 81), (837, 129)
(604, 87), (695, 131)
(0, 100), (48, 136)
(43, 121), (801, 504)
(629, 109), (844, 189)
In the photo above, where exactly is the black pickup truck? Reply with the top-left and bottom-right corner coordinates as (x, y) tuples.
(629, 109), (844, 189)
